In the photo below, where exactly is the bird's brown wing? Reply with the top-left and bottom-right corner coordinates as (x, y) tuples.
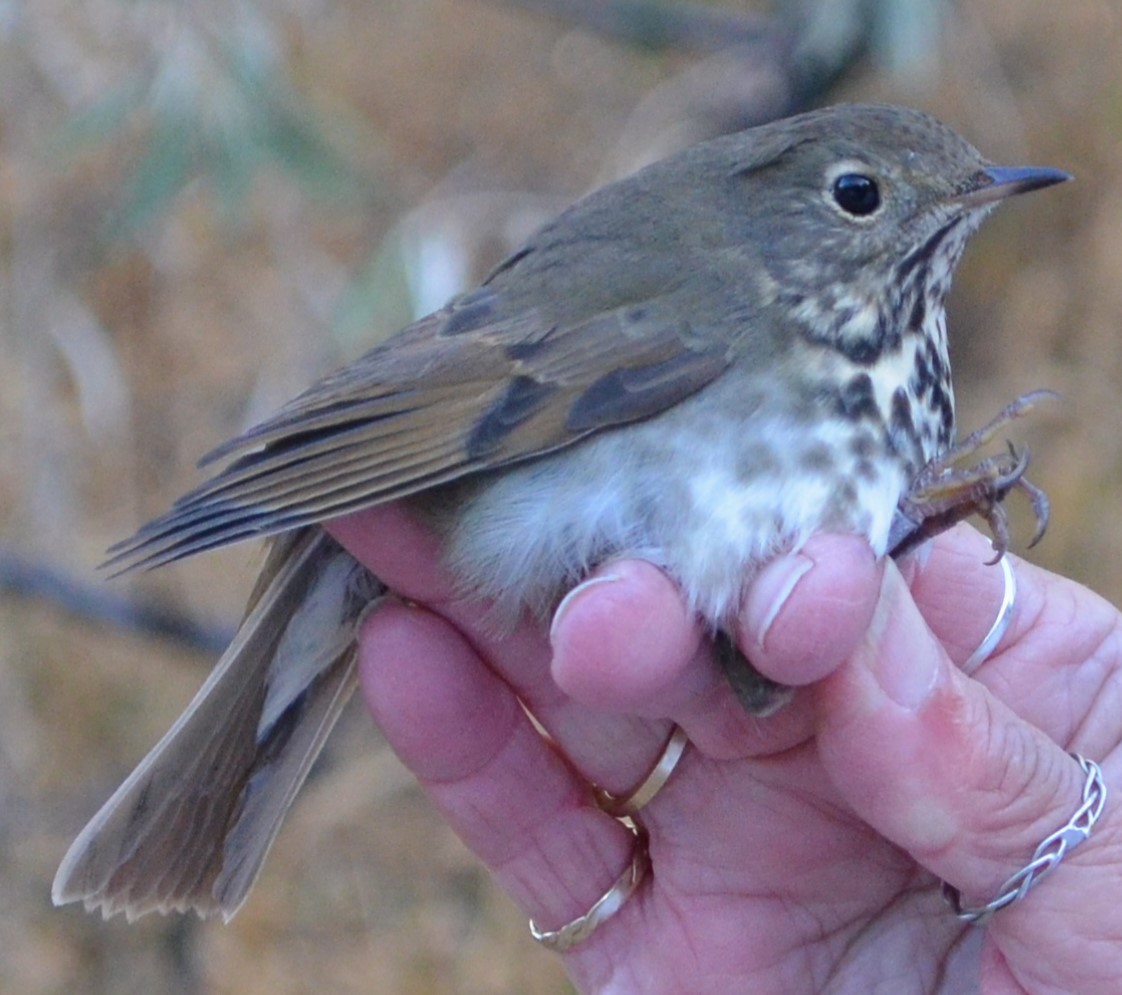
(106, 286), (731, 571)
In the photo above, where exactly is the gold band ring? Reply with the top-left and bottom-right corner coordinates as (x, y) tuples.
(595, 725), (689, 817)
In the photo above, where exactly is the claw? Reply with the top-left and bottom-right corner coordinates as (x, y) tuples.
(982, 502), (1011, 565)
(1019, 475), (1051, 548)
(889, 391), (1056, 561)
(950, 390), (1059, 460)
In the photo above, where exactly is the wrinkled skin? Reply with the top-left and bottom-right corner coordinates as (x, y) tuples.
(328, 510), (1122, 995)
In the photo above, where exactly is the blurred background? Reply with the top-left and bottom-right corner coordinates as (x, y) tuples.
(1, 1), (1119, 992)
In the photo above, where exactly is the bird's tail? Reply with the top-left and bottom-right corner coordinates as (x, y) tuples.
(52, 527), (382, 921)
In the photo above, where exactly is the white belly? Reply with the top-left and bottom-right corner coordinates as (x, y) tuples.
(436, 378), (909, 629)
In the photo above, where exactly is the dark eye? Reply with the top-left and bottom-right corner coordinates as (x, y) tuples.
(832, 174), (881, 216)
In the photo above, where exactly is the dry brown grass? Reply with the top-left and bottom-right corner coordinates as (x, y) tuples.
(3, 1), (1121, 992)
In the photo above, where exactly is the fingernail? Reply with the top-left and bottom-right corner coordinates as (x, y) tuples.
(743, 553), (814, 649)
(550, 572), (620, 642)
(862, 564), (941, 710)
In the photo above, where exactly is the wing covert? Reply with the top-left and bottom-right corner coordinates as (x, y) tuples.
(106, 289), (731, 572)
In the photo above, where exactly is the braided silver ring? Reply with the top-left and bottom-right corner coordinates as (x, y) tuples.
(943, 753), (1108, 925)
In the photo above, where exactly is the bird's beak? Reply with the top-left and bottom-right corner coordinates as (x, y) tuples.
(955, 165), (1071, 206)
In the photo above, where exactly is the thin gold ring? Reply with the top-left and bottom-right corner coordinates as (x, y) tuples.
(595, 725), (689, 817)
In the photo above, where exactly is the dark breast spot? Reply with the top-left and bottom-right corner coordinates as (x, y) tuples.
(836, 333), (882, 367)
(907, 293), (927, 337)
(890, 387), (915, 439)
(834, 304), (858, 330)
(911, 348), (933, 401)
(926, 338), (948, 386)
(798, 443), (834, 473)
(935, 387), (955, 444)
(737, 444), (783, 478)
(849, 432), (877, 460)
(797, 299), (887, 368)
(855, 458), (879, 482)
(834, 373), (880, 422)
(877, 310), (902, 355)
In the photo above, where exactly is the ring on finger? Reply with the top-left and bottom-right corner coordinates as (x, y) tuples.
(943, 753), (1108, 925)
(963, 555), (1017, 675)
(595, 725), (689, 817)
(529, 822), (650, 952)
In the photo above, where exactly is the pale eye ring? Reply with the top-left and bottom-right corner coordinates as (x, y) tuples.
(832, 173), (881, 216)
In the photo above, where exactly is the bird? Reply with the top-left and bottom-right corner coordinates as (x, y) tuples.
(52, 103), (1068, 922)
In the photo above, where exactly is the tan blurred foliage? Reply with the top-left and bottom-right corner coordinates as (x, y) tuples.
(1, 1), (1120, 992)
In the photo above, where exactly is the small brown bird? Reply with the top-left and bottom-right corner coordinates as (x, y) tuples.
(53, 104), (1067, 921)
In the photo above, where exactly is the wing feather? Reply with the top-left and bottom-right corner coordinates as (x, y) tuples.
(107, 286), (732, 573)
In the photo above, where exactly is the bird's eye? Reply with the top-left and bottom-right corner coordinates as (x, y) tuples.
(832, 174), (881, 216)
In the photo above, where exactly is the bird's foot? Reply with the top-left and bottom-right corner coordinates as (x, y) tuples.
(889, 390), (1056, 562)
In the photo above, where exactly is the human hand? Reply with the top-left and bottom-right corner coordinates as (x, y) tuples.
(327, 510), (1121, 994)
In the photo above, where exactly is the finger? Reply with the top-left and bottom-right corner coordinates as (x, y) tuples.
(814, 561), (1115, 965)
(330, 507), (676, 808)
(906, 523), (1120, 750)
(549, 559), (705, 715)
(327, 504), (457, 604)
(356, 599), (641, 963)
(550, 559), (819, 760)
(736, 533), (883, 686)
(555, 534), (880, 704)
(901, 522), (1024, 668)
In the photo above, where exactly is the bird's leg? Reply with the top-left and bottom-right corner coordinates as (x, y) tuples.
(715, 630), (794, 717)
(889, 390), (1055, 562)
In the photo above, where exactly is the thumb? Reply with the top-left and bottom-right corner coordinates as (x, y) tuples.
(814, 560), (1113, 990)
